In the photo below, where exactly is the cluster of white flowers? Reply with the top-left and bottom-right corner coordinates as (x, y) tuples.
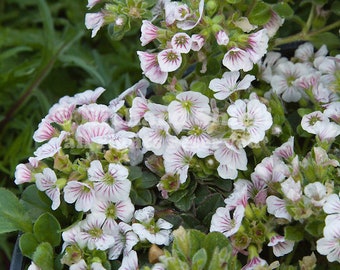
(15, 0), (340, 269)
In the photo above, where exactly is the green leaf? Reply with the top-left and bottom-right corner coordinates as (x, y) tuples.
(128, 166), (143, 181)
(19, 232), (39, 259)
(305, 220), (324, 237)
(273, 2), (294, 18)
(284, 225), (304, 241)
(248, 1), (271, 25)
(331, 1), (340, 16)
(20, 185), (52, 221)
(37, 0), (55, 54)
(32, 242), (54, 270)
(203, 232), (231, 262)
(0, 188), (32, 233)
(192, 248), (207, 270)
(130, 188), (155, 206)
(197, 194), (224, 226)
(33, 213), (61, 247)
(206, 58), (221, 76)
(310, 32), (340, 51)
(133, 171), (159, 189)
(175, 193), (195, 212)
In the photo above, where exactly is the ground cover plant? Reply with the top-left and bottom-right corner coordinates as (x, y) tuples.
(0, 0), (340, 269)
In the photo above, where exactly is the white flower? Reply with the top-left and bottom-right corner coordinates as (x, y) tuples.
(87, 0), (101, 9)
(268, 235), (294, 257)
(128, 96), (149, 127)
(35, 168), (60, 210)
(324, 101), (340, 123)
(316, 220), (340, 263)
(34, 131), (69, 160)
(314, 121), (340, 142)
(33, 118), (57, 143)
(14, 162), (35, 185)
(304, 182), (327, 207)
(75, 122), (113, 145)
(191, 34), (205, 51)
(118, 250), (139, 270)
(74, 87), (105, 105)
(214, 140), (247, 171)
(77, 214), (116, 250)
(132, 206), (173, 245)
(137, 51), (168, 84)
(209, 71), (255, 100)
(227, 99), (273, 145)
(85, 12), (105, 38)
(280, 177), (302, 202)
(163, 139), (195, 183)
(171, 32), (192, 53)
(167, 91), (211, 133)
(273, 136), (295, 160)
(164, 1), (190, 25)
(271, 61), (312, 102)
(157, 48), (182, 72)
(91, 198), (135, 229)
(251, 155), (289, 186)
(63, 181), (96, 212)
(301, 111), (329, 134)
(108, 222), (138, 260)
(88, 160), (131, 202)
(223, 47), (254, 72)
(77, 104), (111, 122)
(266, 195), (291, 221)
(295, 42), (328, 63)
(138, 112), (176, 155)
(216, 30), (229, 46)
(47, 103), (75, 124)
(210, 205), (245, 237)
(92, 130), (136, 150)
(140, 20), (159, 46)
(323, 194), (340, 224)
(263, 11), (284, 38)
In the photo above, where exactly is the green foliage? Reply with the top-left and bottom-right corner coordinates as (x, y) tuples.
(0, 188), (32, 234)
(151, 227), (238, 270)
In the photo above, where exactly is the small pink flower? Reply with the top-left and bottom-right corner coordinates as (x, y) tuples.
(47, 103), (75, 125)
(140, 20), (159, 46)
(191, 34), (205, 51)
(216, 30), (229, 46)
(171, 32), (192, 53)
(210, 205), (245, 237)
(74, 87), (105, 105)
(157, 48), (182, 72)
(128, 96), (149, 127)
(33, 118), (57, 142)
(266, 195), (292, 221)
(34, 131), (69, 160)
(273, 137), (295, 160)
(35, 168), (61, 210)
(137, 51), (168, 84)
(85, 12), (105, 38)
(223, 47), (253, 72)
(77, 214), (116, 250)
(88, 160), (131, 202)
(63, 181), (96, 212)
(75, 122), (113, 145)
(77, 104), (111, 122)
(263, 11), (284, 38)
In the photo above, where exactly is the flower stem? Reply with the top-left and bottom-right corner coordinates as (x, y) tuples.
(274, 20), (340, 47)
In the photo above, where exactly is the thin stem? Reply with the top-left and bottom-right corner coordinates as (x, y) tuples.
(274, 20), (340, 47)
(303, 3), (315, 34)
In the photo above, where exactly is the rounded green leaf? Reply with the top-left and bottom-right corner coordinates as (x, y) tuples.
(33, 213), (61, 247)
(273, 2), (294, 18)
(19, 232), (39, 259)
(0, 188), (32, 233)
(248, 2), (271, 25)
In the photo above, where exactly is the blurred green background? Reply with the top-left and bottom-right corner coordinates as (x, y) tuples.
(0, 0), (142, 267)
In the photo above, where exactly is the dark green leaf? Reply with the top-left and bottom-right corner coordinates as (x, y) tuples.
(19, 232), (39, 259)
(192, 248), (207, 270)
(0, 188), (32, 233)
(248, 2), (271, 25)
(284, 225), (304, 241)
(33, 213), (61, 247)
(273, 2), (294, 18)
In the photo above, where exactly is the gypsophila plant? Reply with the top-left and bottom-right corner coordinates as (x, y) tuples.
(1, 0), (340, 269)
